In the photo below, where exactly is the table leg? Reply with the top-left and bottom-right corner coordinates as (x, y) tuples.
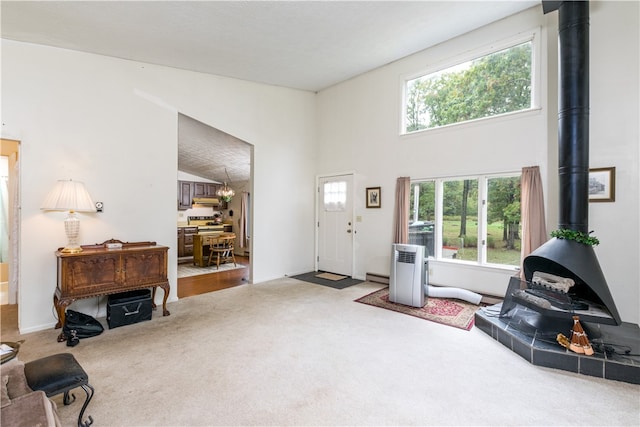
(53, 293), (73, 342)
(151, 284), (171, 316)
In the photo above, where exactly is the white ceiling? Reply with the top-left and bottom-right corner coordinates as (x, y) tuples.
(178, 114), (252, 185)
(1, 0), (538, 183)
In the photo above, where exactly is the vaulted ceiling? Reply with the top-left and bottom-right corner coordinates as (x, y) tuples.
(1, 1), (538, 183)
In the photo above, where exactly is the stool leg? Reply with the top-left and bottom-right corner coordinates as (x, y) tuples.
(78, 383), (95, 427)
(63, 390), (77, 405)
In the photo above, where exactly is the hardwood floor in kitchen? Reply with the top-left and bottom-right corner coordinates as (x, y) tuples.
(177, 255), (250, 298)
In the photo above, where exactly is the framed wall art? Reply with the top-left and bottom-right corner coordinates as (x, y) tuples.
(589, 167), (615, 202)
(366, 187), (381, 208)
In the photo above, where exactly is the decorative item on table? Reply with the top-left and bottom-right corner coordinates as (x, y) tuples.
(216, 168), (235, 202)
(41, 179), (97, 253)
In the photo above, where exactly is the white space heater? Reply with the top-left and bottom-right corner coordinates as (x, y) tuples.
(389, 243), (427, 308)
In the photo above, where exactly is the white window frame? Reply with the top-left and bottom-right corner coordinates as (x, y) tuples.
(412, 171), (521, 270)
(400, 28), (541, 135)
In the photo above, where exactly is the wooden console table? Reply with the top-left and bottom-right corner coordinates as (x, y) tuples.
(54, 240), (171, 342)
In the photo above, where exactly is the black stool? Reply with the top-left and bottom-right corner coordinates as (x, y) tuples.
(24, 353), (94, 427)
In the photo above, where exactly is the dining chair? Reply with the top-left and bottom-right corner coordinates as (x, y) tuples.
(207, 233), (237, 269)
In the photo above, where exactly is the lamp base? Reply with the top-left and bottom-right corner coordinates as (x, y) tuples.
(61, 246), (83, 254)
(63, 212), (83, 253)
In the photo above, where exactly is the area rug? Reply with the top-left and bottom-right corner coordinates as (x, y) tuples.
(315, 272), (347, 281)
(292, 271), (363, 289)
(178, 263), (246, 278)
(355, 287), (478, 330)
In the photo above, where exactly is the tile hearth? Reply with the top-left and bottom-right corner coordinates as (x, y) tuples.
(475, 304), (640, 385)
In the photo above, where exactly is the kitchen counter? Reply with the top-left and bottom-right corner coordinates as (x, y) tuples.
(191, 225), (233, 267)
(193, 233), (223, 266)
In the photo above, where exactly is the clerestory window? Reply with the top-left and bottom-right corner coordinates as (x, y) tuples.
(404, 39), (534, 133)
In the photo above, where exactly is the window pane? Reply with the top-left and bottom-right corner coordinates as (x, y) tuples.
(442, 179), (478, 260)
(323, 181), (346, 211)
(487, 176), (521, 266)
(405, 40), (532, 132)
(409, 181), (435, 257)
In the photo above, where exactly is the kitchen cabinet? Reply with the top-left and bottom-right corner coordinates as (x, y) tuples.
(53, 240), (170, 341)
(178, 226), (198, 261)
(178, 180), (229, 210)
(178, 181), (193, 210)
(193, 182), (218, 198)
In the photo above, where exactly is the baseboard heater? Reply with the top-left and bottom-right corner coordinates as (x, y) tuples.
(365, 272), (389, 285)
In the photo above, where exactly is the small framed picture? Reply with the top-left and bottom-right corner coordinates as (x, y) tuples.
(366, 187), (381, 208)
(589, 167), (615, 202)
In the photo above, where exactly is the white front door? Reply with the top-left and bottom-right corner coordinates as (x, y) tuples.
(317, 174), (353, 276)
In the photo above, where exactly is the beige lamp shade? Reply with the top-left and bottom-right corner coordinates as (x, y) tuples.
(42, 180), (96, 253)
(41, 180), (97, 212)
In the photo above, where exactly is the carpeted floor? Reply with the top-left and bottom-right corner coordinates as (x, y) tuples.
(178, 262), (246, 278)
(355, 287), (478, 330)
(291, 271), (363, 289)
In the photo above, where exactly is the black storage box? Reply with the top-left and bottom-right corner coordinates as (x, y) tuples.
(107, 289), (152, 329)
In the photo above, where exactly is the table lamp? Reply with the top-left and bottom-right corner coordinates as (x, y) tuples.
(41, 179), (97, 253)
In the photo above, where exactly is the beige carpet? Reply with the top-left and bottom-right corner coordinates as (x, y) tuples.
(2, 279), (639, 426)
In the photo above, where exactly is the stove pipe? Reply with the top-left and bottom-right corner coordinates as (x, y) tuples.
(522, 1), (621, 325)
(557, 0), (589, 233)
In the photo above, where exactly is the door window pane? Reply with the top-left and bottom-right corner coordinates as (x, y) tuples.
(323, 181), (346, 211)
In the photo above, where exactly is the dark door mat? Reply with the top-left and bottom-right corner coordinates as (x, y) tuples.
(291, 271), (364, 289)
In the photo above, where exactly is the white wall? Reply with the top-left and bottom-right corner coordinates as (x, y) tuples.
(317, 6), (550, 294)
(588, 0), (639, 325)
(2, 41), (317, 333)
(316, 2), (639, 323)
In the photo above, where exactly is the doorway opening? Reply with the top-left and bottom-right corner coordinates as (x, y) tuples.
(1, 139), (20, 332)
(176, 114), (252, 297)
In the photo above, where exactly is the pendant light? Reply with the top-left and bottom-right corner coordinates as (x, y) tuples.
(216, 169), (235, 202)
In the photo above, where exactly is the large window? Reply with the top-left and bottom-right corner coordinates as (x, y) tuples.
(409, 173), (521, 268)
(404, 39), (533, 133)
